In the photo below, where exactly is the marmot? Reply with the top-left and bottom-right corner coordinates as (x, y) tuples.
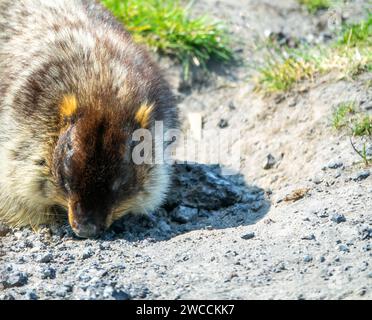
(0, 0), (178, 238)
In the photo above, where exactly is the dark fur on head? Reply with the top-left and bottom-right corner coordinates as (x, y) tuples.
(53, 104), (147, 238)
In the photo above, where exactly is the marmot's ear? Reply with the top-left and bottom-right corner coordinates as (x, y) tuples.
(60, 95), (78, 120)
(135, 103), (154, 128)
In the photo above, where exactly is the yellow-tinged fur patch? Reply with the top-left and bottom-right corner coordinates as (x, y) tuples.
(60, 95), (78, 118)
(67, 203), (76, 229)
(135, 103), (153, 128)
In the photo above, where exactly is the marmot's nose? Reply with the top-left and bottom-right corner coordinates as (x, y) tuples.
(68, 202), (106, 239)
(73, 223), (104, 239)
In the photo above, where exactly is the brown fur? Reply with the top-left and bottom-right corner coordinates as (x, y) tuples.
(0, 0), (178, 238)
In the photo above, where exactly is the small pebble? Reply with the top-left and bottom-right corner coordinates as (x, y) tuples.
(38, 253), (53, 263)
(82, 248), (94, 260)
(274, 94), (285, 104)
(112, 290), (131, 300)
(228, 101), (236, 110)
(353, 170), (370, 182)
(241, 232), (255, 240)
(338, 244), (349, 252)
(25, 290), (38, 300)
(301, 234), (316, 241)
(40, 267), (56, 280)
(334, 171), (341, 179)
(218, 119), (229, 129)
(288, 97), (297, 107)
(359, 225), (372, 240)
(56, 285), (72, 298)
(272, 262), (286, 273)
(312, 176), (323, 185)
(263, 154), (276, 170)
(331, 213), (346, 224)
(327, 161), (343, 169)
(358, 287), (367, 296)
(1, 272), (28, 289)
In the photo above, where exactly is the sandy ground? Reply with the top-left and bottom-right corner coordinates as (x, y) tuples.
(0, 0), (371, 300)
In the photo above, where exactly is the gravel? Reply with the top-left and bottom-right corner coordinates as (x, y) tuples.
(1, 168), (371, 301)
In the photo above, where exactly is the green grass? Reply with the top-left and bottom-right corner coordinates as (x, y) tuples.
(323, 13), (372, 77)
(255, 13), (372, 93)
(332, 102), (372, 137)
(332, 101), (371, 166)
(254, 51), (317, 93)
(331, 102), (356, 130)
(297, 0), (330, 13)
(338, 14), (372, 47)
(101, 0), (234, 78)
(352, 115), (372, 137)
(350, 115), (372, 165)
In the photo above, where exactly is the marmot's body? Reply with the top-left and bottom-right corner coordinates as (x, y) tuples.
(0, 0), (177, 238)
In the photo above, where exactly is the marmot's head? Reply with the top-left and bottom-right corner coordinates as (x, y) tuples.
(52, 95), (160, 238)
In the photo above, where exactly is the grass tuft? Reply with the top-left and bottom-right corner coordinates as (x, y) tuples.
(331, 102), (356, 130)
(332, 101), (371, 166)
(297, 0), (330, 13)
(332, 101), (371, 137)
(101, 0), (234, 78)
(323, 13), (372, 77)
(338, 14), (372, 47)
(352, 115), (372, 137)
(255, 53), (317, 93)
(255, 13), (372, 93)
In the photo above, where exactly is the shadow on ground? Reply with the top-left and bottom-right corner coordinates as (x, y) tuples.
(108, 163), (271, 242)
